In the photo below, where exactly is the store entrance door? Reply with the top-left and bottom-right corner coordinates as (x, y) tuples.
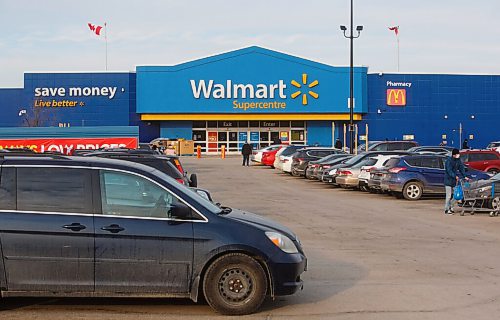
(208, 132), (218, 152)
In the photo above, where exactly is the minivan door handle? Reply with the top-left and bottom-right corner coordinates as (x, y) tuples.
(101, 224), (125, 233)
(62, 223), (87, 232)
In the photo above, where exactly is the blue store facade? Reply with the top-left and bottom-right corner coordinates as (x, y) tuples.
(0, 46), (498, 151)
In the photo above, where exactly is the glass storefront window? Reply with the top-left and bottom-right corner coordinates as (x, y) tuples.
(192, 130), (206, 141)
(291, 121), (305, 128)
(207, 121), (217, 128)
(238, 121), (249, 128)
(291, 130), (305, 141)
(192, 121), (206, 128)
(249, 121), (259, 128)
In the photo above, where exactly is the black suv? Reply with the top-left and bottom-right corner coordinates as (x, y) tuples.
(84, 149), (197, 187)
(0, 154), (306, 315)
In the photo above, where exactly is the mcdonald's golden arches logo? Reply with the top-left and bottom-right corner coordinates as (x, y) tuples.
(386, 89), (406, 106)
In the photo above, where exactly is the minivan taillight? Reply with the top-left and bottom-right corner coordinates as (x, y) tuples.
(388, 167), (407, 174)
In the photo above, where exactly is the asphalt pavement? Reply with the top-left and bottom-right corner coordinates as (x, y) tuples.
(1, 156), (499, 320)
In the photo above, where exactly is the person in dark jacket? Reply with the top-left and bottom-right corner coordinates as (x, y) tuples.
(334, 138), (343, 150)
(462, 139), (470, 149)
(241, 142), (252, 166)
(444, 148), (468, 214)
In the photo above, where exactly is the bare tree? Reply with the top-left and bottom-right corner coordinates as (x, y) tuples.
(19, 100), (59, 127)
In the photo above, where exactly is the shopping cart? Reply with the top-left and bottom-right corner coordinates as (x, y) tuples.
(458, 179), (500, 217)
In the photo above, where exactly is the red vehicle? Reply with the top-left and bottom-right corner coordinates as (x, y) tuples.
(261, 147), (283, 167)
(460, 149), (500, 174)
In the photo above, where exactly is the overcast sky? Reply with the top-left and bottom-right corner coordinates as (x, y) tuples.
(1, 0), (500, 87)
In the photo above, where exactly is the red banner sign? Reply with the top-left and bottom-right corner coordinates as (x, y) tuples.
(386, 89), (406, 106)
(0, 137), (138, 155)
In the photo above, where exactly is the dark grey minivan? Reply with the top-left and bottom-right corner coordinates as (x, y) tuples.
(0, 155), (306, 315)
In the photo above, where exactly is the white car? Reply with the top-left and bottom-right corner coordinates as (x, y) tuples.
(251, 145), (282, 163)
(275, 145), (306, 172)
(487, 141), (500, 153)
(358, 155), (400, 191)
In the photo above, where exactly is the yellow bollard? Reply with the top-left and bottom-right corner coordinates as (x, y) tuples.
(196, 145), (201, 158)
(221, 145), (226, 159)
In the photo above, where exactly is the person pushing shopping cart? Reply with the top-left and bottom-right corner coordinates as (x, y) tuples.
(444, 148), (469, 215)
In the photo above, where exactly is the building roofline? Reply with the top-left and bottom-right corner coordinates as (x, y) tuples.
(136, 45), (368, 73)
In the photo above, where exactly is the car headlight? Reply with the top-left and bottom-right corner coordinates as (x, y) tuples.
(265, 231), (299, 254)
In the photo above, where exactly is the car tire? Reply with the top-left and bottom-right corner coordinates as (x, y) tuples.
(203, 253), (267, 315)
(291, 168), (301, 177)
(402, 181), (423, 201)
(490, 196), (500, 211)
(360, 185), (369, 192)
(487, 168), (499, 175)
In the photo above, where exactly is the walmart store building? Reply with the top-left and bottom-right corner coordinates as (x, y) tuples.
(0, 46), (498, 152)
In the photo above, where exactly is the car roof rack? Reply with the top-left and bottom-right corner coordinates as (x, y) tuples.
(0, 153), (71, 160)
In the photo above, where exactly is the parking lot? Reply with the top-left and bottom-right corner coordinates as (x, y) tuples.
(1, 156), (500, 320)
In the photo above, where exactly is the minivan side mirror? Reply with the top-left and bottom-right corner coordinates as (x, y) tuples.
(193, 188), (213, 202)
(170, 202), (192, 220)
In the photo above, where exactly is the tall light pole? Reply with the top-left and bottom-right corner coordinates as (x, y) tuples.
(341, 0), (363, 154)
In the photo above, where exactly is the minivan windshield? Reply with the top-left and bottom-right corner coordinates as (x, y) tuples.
(149, 168), (222, 214)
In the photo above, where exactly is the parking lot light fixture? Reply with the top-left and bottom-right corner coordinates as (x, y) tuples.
(341, 0), (363, 154)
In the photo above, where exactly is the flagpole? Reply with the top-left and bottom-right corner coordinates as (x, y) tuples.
(104, 22), (108, 71)
(397, 34), (400, 72)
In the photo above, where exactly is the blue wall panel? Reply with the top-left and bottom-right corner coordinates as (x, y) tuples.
(160, 121), (192, 140)
(307, 120), (333, 147)
(137, 47), (367, 115)
(0, 88), (24, 127)
(24, 72), (133, 127)
(363, 73), (500, 148)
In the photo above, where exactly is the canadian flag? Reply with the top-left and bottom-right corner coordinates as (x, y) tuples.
(388, 26), (399, 36)
(88, 23), (103, 36)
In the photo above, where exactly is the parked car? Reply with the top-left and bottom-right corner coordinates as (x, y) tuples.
(291, 148), (345, 177)
(0, 154), (306, 315)
(335, 157), (379, 188)
(305, 154), (351, 179)
(407, 146), (454, 155)
(321, 151), (410, 184)
(460, 149), (500, 174)
(251, 145), (282, 163)
(84, 150), (197, 187)
(357, 140), (418, 153)
(261, 146), (284, 167)
(357, 155), (399, 191)
(312, 155), (353, 180)
(276, 145), (308, 173)
(487, 141), (500, 153)
(378, 154), (490, 200)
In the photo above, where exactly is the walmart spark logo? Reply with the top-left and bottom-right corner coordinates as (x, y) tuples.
(291, 74), (319, 105)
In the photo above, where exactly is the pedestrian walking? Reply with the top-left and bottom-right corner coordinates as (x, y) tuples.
(462, 138), (470, 149)
(241, 141), (252, 166)
(334, 138), (343, 149)
(444, 148), (468, 214)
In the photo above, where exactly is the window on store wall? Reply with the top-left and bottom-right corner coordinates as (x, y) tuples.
(192, 121), (206, 128)
(207, 121), (217, 128)
(279, 121), (290, 128)
(249, 121), (259, 128)
(238, 121), (248, 128)
(291, 121), (305, 128)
